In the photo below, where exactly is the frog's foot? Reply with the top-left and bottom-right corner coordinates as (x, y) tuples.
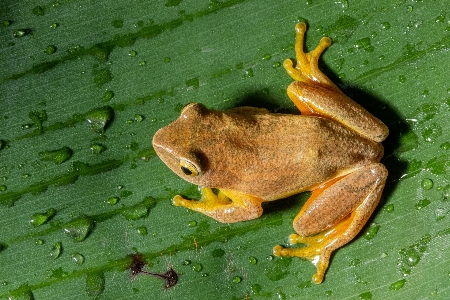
(284, 22), (337, 89)
(274, 163), (388, 283)
(173, 188), (263, 223)
(273, 231), (332, 284)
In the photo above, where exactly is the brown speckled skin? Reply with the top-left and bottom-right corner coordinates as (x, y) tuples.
(152, 103), (383, 201)
(152, 22), (389, 284)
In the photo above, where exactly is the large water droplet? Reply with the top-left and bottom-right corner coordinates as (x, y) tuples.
(7, 284), (34, 300)
(364, 223), (380, 240)
(49, 242), (62, 259)
(85, 106), (114, 133)
(421, 178), (433, 190)
(121, 196), (156, 220)
(389, 279), (406, 290)
(415, 199), (431, 210)
(72, 253), (85, 266)
(85, 271), (105, 298)
(30, 208), (56, 227)
(32, 6), (44, 16)
(39, 147), (73, 164)
(63, 216), (94, 242)
(358, 291), (372, 299)
(192, 262), (203, 272)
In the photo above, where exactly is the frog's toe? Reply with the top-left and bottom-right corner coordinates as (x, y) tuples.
(172, 195), (189, 206)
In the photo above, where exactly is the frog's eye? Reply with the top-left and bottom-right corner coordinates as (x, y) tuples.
(180, 159), (200, 177)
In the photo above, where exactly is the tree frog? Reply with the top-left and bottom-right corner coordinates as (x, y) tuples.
(152, 23), (389, 284)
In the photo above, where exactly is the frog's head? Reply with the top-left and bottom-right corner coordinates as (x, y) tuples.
(152, 103), (208, 185)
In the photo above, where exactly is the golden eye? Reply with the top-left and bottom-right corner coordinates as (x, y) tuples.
(180, 159), (199, 177)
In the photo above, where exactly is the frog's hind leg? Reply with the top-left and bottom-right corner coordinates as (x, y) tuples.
(284, 23), (389, 142)
(284, 22), (338, 92)
(273, 163), (387, 284)
(173, 188), (263, 223)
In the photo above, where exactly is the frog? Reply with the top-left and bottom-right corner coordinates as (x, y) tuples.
(152, 22), (389, 284)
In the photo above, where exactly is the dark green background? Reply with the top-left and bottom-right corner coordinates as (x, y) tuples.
(1, 0), (449, 299)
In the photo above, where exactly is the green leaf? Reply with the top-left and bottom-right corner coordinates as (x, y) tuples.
(0, 0), (449, 299)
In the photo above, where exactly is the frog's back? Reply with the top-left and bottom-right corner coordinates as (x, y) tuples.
(201, 108), (384, 200)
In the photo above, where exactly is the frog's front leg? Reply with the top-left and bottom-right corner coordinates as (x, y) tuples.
(273, 163), (387, 284)
(285, 23), (388, 142)
(173, 188), (263, 223)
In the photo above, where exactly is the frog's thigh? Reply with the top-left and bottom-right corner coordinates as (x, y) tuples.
(293, 163), (387, 237)
(287, 82), (388, 143)
(173, 188), (263, 223)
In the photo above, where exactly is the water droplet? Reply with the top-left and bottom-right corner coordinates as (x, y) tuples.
(39, 146), (73, 164)
(390, 279), (406, 290)
(134, 114), (144, 122)
(30, 208), (56, 227)
(232, 276), (242, 284)
(111, 19), (124, 28)
(211, 248), (225, 258)
(262, 54), (271, 60)
(32, 6), (45, 16)
(192, 262), (203, 272)
(35, 239), (44, 245)
(107, 197), (119, 205)
(90, 143), (106, 154)
(435, 15), (445, 23)
(358, 291), (372, 300)
(381, 22), (391, 30)
(249, 256), (257, 265)
(137, 226), (148, 235)
(3, 20), (12, 27)
(45, 45), (57, 55)
(406, 5), (413, 12)
(63, 216), (94, 242)
(273, 62), (281, 68)
(7, 284), (34, 300)
(421, 123), (442, 142)
(164, 57), (171, 63)
(121, 196), (156, 220)
(398, 75), (406, 83)
(129, 50), (137, 57)
(49, 242), (62, 259)
(72, 253), (85, 266)
(102, 90), (114, 102)
(50, 22), (59, 28)
(354, 37), (372, 51)
(415, 199), (431, 210)
(364, 223), (380, 240)
(85, 271), (105, 298)
(266, 255), (273, 261)
(186, 77), (200, 90)
(442, 185), (450, 200)
(440, 142), (450, 150)
(243, 68), (254, 78)
(139, 60), (147, 66)
(85, 106), (114, 133)
(0, 185), (6, 192)
(384, 204), (394, 212)
(182, 260), (191, 265)
(421, 178), (433, 190)
(350, 258), (362, 267)
(13, 29), (31, 38)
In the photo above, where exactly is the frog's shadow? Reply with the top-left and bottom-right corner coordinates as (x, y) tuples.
(233, 83), (408, 221)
